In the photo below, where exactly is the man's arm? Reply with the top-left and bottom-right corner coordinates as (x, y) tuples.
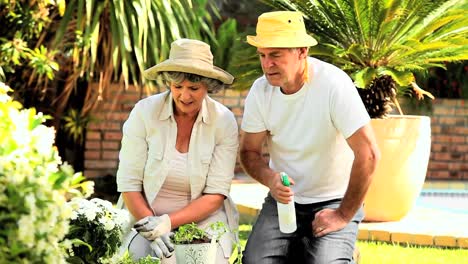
(338, 124), (380, 220)
(313, 124), (380, 236)
(239, 131), (294, 203)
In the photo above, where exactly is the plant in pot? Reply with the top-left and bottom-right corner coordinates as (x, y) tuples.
(250, 0), (468, 221)
(172, 222), (227, 264)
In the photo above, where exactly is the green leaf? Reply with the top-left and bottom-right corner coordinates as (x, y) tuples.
(353, 67), (377, 88)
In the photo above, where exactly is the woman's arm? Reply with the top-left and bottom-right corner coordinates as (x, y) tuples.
(122, 192), (154, 220)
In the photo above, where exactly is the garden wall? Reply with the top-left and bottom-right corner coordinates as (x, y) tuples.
(84, 84), (467, 181)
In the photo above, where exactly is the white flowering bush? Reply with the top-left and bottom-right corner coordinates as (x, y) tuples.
(0, 82), (92, 263)
(66, 197), (130, 263)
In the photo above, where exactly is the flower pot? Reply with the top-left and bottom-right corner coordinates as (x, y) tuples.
(174, 240), (217, 264)
(363, 115), (431, 222)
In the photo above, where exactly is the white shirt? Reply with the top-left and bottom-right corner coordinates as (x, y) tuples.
(241, 57), (370, 203)
(116, 91), (239, 240)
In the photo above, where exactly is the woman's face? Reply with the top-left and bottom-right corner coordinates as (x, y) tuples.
(170, 79), (208, 117)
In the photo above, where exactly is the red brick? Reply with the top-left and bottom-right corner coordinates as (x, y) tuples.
(430, 143), (445, 152)
(231, 107), (243, 116)
(438, 117), (465, 125)
(85, 160), (118, 169)
(118, 93), (141, 103)
(122, 103), (137, 111)
(455, 108), (468, 116)
(433, 153), (451, 160)
(451, 145), (468, 152)
(450, 136), (465, 143)
(86, 131), (101, 140)
(102, 150), (119, 160)
(84, 170), (107, 178)
(429, 171), (450, 179)
(449, 163), (463, 171)
(461, 163), (468, 171)
(108, 112), (130, 122)
(223, 98), (240, 107)
(433, 107), (455, 115)
(428, 162), (449, 170)
(102, 141), (120, 150)
(104, 132), (122, 140)
(449, 171), (461, 179)
(88, 122), (122, 131)
(85, 141), (101, 150)
(85, 150), (101, 159)
(431, 125), (441, 133)
(225, 89), (242, 97)
(102, 122), (122, 131)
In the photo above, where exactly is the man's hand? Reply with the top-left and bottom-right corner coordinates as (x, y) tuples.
(134, 214), (171, 240)
(269, 172), (295, 204)
(311, 208), (348, 237)
(150, 233), (174, 258)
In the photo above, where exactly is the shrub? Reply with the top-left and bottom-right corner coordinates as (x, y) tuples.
(0, 82), (91, 263)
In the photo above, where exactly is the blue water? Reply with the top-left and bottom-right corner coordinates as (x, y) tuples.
(416, 189), (468, 214)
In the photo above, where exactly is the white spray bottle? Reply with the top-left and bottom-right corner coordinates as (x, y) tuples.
(277, 172), (297, 233)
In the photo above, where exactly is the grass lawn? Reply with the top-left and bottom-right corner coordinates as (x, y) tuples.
(230, 225), (468, 264)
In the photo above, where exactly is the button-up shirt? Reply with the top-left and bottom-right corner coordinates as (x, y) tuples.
(116, 90), (239, 238)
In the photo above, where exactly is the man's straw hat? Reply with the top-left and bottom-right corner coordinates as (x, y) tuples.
(247, 11), (318, 48)
(144, 39), (234, 84)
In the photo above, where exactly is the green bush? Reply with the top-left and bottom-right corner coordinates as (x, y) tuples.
(0, 82), (91, 263)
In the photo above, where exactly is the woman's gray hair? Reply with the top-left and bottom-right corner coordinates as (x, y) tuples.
(159, 72), (229, 94)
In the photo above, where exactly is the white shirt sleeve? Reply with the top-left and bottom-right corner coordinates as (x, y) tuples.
(116, 101), (148, 192)
(330, 72), (370, 139)
(241, 82), (268, 133)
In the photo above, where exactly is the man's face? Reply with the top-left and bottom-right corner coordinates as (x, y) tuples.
(257, 47), (306, 90)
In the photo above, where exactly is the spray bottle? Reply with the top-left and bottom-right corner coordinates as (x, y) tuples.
(277, 172), (297, 233)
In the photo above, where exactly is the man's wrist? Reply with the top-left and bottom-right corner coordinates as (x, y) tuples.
(336, 207), (353, 223)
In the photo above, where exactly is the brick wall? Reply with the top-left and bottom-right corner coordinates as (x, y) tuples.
(84, 84), (467, 181)
(428, 99), (467, 180)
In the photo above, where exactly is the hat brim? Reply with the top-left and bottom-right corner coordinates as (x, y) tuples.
(144, 59), (234, 84)
(246, 34), (318, 48)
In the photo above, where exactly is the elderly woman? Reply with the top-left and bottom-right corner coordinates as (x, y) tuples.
(116, 38), (239, 263)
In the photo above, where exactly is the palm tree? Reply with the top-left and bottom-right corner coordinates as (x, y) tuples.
(0, 0), (231, 171)
(260, 0), (468, 118)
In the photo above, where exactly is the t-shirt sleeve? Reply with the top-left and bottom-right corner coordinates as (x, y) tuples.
(330, 73), (370, 138)
(241, 84), (267, 133)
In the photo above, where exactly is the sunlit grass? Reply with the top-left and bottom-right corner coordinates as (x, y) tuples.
(231, 225), (468, 264)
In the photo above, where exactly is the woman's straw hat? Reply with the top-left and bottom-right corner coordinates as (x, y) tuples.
(144, 39), (234, 84)
(247, 11), (318, 48)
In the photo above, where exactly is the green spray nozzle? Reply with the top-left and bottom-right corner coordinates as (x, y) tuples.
(280, 172), (290, 187)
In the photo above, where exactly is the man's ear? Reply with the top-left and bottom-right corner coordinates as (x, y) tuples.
(299, 47), (309, 59)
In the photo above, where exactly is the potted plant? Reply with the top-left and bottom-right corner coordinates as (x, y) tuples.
(172, 222), (227, 264)
(249, 0), (468, 221)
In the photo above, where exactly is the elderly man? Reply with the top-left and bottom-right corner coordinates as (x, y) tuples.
(240, 11), (380, 264)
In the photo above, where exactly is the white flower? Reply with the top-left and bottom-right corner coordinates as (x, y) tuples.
(103, 218), (115, 231)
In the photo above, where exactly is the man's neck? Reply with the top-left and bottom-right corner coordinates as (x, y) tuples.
(280, 59), (308, 94)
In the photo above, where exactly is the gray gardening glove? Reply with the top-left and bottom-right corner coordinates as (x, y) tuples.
(134, 214), (171, 240)
(150, 233), (175, 258)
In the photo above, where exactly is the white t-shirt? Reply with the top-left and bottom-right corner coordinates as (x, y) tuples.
(241, 57), (370, 204)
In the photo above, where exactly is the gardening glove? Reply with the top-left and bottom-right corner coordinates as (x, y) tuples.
(134, 214), (172, 240)
(150, 232), (175, 258)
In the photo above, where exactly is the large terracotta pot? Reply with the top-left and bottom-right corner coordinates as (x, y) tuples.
(363, 115), (431, 222)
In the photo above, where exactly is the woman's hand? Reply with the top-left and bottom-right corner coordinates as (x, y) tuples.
(134, 214), (172, 240)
